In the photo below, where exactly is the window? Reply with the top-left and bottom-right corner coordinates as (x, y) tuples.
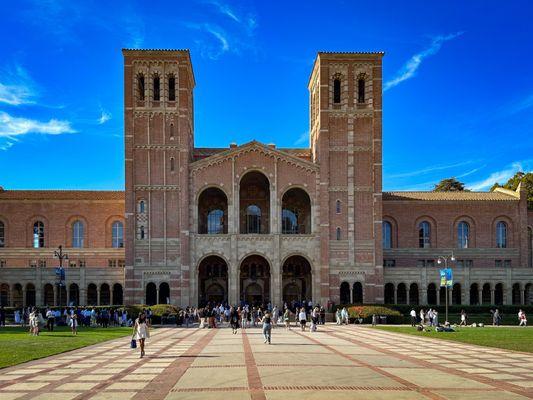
(111, 221), (124, 248)
(153, 75), (160, 101)
(418, 221), (431, 248)
(382, 221), (392, 249)
(333, 78), (341, 104)
(456, 259), (474, 268)
(0, 259), (5, 268)
(282, 208), (299, 234)
(504, 260), (512, 268)
(206, 209), (224, 234)
(336, 227), (342, 240)
(416, 259), (435, 268)
(29, 260), (37, 268)
(496, 221), (507, 248)
(170, 157), (175, 172)
(139, 226), (145, 240)
(137, 74), (145, 101)
(33, 221), (44, 248)
(358, 78), (365, 103)
(169, 123), (175, 139)
(72, 220), (84, 248)
(38, 259), (46, 268)
(245, 205), (261, 234)
(139, 200), (145, 214)
(336, 200), (341, 214)
(0, 221), (4, 247)
(384, 259), (396, 267)
(108, 259), (117, 268)
(457, 221), (470, 248)
(168, 75), (176, 101)
(69, 261), (77, 268)
(78, 260), (86, 268)
(118, 259), (125, 268)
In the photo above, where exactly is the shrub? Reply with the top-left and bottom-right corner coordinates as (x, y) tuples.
(347, 305), (401, 319)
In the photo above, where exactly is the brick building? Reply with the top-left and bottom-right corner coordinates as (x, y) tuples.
(0, 49), (532, 308)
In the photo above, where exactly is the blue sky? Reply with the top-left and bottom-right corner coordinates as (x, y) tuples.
(0, 0), (531, 191)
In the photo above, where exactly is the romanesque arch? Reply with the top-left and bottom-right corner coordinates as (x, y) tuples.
(281, 188), (311, 234)
(197, 187), (228, 234)
(281, 255), (312, 303)
(198, 255), (228, 306)
(239, 254), (270, 305)
(240, 171), (270, 234)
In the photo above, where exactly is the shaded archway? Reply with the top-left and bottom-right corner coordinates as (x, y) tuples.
(452, 283), (461, 305)
(100, 283), (110, 305)
(159, 282), (170, 304)
(198, 188), (228, 234)
(240, 255), (270, 305)
(87, 283), (97, 306)
(25, 283), (36, 307)
(482, 283), (491, 304)
(439, 286), (446, 305)
(427, 283), (437, 305)
(281, 188), (311, 234)
(240, 171), (270, 234)
(495, 283), (504, 305)
(146, 282), (157, 306)
(113, 283), (123, 305)
(282, 255), (312, 303)
(409, 283), (419, 305)
(512, 283), (521, 305)
(44, 283), (54, 306)
(525, 283), (532, 305)
(0, 283), (9, 306)
(57, 284), (67, 307)
(198, 255), (228, 306)
(12, 283), (23, 307)
(397, 283), (407, 304)
(69, 283), (79, 306)
(353, 282), (363, 303)
(384, 283), (394, 304)
(340, 282), (350, 304)
(470, 283), (479, 305)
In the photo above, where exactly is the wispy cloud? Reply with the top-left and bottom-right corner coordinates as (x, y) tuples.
(205, 0), (239, 22)
(504, 93), (533, 116)
(0, 64), (38, 106)
(98, 109), (111, 125)
(204, 0), (257, 34)
(456, 165), (486, 179)
(187, 23), (231, 59)
(0, 111), (75, 138)
(386, 160), (472, 179)
(466, 160), (532, 191)
(384, 32), (464, 91)
(294, 131), (309, 146)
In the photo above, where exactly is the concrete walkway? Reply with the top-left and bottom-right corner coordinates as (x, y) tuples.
(1, 324), (532, 399)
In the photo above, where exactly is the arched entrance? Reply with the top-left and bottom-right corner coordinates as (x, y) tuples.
(198, 188), (228, 234)
(100, 283), (110, 305)
(69, 283), (79, 306)
(353, 282), (363, 303)
(427, 283), (437, 305)
(159, 282), (170, 304)
(281, 255), (312, 304)
(146, 282), (157, 306)
(340, 282), (350, 304)
(43, 283), (54, 306)
(240, 171), (270, 234)
(452, 283), (461, 305)
(240, 255), (270, 306)
(87, 284), (97, 306)
(397, 283), (407, 304)
(113, 283), (123, 305)
(470, 283), (479, 305)
(409, 283), (419, 305)
(26, 283), (36, 307)
(384, 283), (394, 304)
(0, 283), (9, 306)
(198, 256), (228, 306)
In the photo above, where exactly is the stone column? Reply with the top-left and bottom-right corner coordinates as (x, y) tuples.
(521, 289), (525, 305)
(394, 287), (397, 304)
(349, 285), (353, 304)
(66, 286), (70, 307)
(407, 288), (410, 305)
(156, 288), (160, 305)
(478, 289), (483, 305)
(53, 285), (58, 306)
(110, 288), (114, 306)
(97, 287), (101, 306)
(490, 289), (495, 305)
(80, 288), (87, 306)
(22, 288), (26, 307)
(436, 290), (440, 305)
(421, 288), (427, 305)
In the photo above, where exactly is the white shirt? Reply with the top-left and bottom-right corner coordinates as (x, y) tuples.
(410, 310), (416, 317)
(298, 311), (306, 320)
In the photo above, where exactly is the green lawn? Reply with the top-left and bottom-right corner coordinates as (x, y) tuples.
(0, 326), (132, 369)
(373, 325), (533, 353)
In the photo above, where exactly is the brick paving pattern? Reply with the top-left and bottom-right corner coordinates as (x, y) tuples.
(1, 325), (532, 399)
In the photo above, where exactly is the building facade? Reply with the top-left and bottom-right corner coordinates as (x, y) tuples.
(0, 49), (532, 308)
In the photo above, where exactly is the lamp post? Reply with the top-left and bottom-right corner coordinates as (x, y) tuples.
(437, 253), (455, 325)
(53, 245), (68, 308)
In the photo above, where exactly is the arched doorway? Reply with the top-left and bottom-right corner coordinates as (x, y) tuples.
(69, 283), (79, 306)
(43, 283), (54, 306)
(470, 283), (479, 305)
(281, 255), (312, 304)
(384, 283), (394, 304)
(495, 283), (504, 305)
(26, 283), (36, 307)
(0, 283), (9, 306)
(452, 283), (461, 305)
(146, 282), (157, 306)
(409, 283), (419, 305)
(113, 283), (123, 305)
(427, 283), (437, 305)
(397, 283), (407, 304)
(12, 283), (23, 307)
(526, 283), (532, 305)
(57, 284), (67, 307)
(198, 188), (228, 234)
(281, 188), (311, 234)
(240, 255), (270, 306)
(340, 282), (350, 304)
(159, 282), (170, 304)
(87, 284), (97, 306)
(512, 283), (521, 305)
(482, 283), (491, 304)
(353, 282), (363, 303)
(100, 283), (110, 305)
(198, 256), (228, 306)
(240, 171), (270, 234)
(439, 286), (446, 305)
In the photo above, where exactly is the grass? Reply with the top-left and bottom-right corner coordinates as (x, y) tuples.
(0, 326), (132, 369)
(373, 325), (533, 353)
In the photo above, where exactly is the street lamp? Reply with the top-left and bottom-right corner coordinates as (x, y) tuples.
(53, 245), (68, 308)
(436, 253), (455, 325)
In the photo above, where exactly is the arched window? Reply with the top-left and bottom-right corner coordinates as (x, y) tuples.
(139, 200), (145, 214)
(137, 73), (145, 101)
(457, 221), (470, 249)
(72, 220), (84, 248)
(496, 221), (507, 248)
(0, 221), (4, 247)
(333, 78), (341, 104)
(139, 226), (145, 240)
(246, 205), (261, 234)
(168, 74), (176, 101)
(418, 221), (431, 248)
(382, 221), (392, 249)
(358, 77), (365, 103)
(336, 227), (342, 240)
(153, 74), (160, 101)
(111, 221), (124, 248)
(170, 157), (175, 172)
(336, 200), (341, 214)
(33, 221), (44, 248)
(207, 209), (224, 234)
(169, 123), (174, 139)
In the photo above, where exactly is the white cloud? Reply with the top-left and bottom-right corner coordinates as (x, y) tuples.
(384, 32), (464, 91)
(0, 65), (38, 105)
(0, 111), (75, 138)
(187, 23), (231, 59)
(387, 160), (472, 179)
(206, 0), (240, 22)
(98, 109), (112, 125)
(294, 131), (309, 146)
(505, 93), (533, 116)
(466, 160), (532, 191)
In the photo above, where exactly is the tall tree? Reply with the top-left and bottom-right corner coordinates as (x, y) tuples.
(491, 171), (533, 209)
(433, 177), (467, 192)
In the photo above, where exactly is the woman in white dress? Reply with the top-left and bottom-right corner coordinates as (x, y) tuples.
(133, 312), (150, 358)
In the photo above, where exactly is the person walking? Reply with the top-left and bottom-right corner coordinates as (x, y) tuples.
(230, 306), (240, 334)
(298, 307), (307, 331)
(133, 312), (150, 358)
(70, 313), (78, 335)
(283, 308), (291, 330)
(46, 308), (55, 331)
(261, 311), (272, 344)
(29, 307), (39, 336)
(518, 309), (527, 327)
(410, 308), (417, 327)
(460, 310), (467, 326)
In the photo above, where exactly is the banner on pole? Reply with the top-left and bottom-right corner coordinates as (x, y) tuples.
(440, 268), (453, 287)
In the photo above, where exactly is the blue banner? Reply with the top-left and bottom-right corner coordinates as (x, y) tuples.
(440, 268), (453, 287)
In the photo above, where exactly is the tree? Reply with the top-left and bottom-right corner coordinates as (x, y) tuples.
(433, 177), (467, 192)
(491, 171), (533, 209)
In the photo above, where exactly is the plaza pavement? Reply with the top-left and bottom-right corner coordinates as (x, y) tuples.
(1, 324), (533, 399)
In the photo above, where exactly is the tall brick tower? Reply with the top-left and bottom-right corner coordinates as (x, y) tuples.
(123, 49), (195, 306)
(308, 52), (384, 304)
